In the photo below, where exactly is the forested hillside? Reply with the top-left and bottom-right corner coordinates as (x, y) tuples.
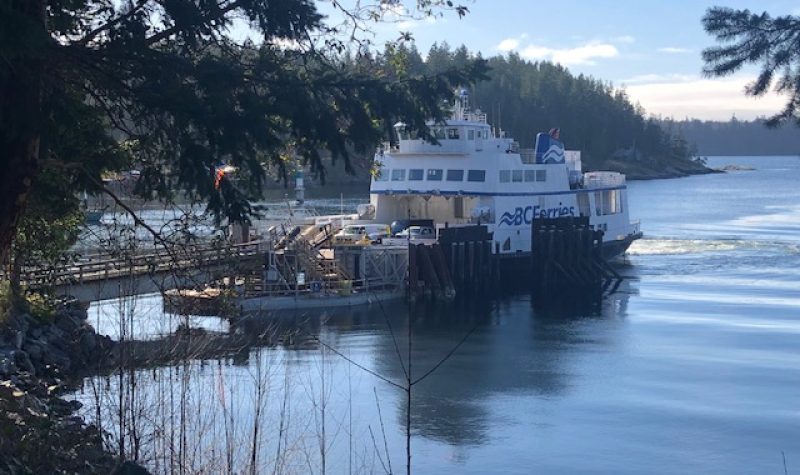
(662, 118), (800, 156)
(319, 43), (709, 184)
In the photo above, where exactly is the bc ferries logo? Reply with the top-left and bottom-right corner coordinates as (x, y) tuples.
(534, 133), (565, 164)
(541, 145), (564, 164)
(499, 205), (576, 226)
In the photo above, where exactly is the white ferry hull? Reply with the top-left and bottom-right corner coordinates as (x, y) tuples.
(367, 91), (641, 261)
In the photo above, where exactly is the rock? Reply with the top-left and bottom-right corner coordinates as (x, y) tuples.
(50, 397), (83, 416)
(42, 347), (71, 372)
(25, 341), (43, 362)
(55, 314), (81, 335)
(47, 324), (66, 340)
(69, 307), (89, 321)
(30, 327), (44, 339)
(13, 350), (36, 376)
(14, 331), (24, 350)
(79, 331), (97, 355)
(46, 325), (69, 352)
(111, 461), (151, 475)
(0, 353), (16, 376)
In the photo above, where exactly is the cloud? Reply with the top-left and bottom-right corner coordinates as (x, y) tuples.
(612, 35), (636, 44)
(396, 16), (436, 30)
(553, 43), (618, 65)
(620, 73), (695, 85)
(658, 47), (691, 54)
(624, 75), (787, 120)
(496, 38), (520, 52)
(517, 42), (618, 65)
(498, 35), (631, 66)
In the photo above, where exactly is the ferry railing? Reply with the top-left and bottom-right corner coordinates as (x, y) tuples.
(519, 148), (536, 164)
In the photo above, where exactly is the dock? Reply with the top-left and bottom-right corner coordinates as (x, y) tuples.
(16, 216), (623, 313)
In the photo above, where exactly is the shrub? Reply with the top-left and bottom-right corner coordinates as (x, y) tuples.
(26, 293), (56, 324)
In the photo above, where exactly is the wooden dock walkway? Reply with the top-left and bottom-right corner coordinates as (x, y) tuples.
(13, 241), (270, 301)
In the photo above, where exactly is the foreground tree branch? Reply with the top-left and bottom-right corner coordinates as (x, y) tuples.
(702, 7), (800, 126)
(0, 0), (487, 258)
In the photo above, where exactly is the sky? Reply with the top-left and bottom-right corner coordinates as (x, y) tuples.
(354, 0), (800, 121)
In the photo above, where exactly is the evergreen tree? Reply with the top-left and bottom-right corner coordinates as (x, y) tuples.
(0, 0), (486, 258)
(702, 7), (800, 126)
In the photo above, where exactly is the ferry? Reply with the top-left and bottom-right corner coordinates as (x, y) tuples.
(367, 90), (642, 261)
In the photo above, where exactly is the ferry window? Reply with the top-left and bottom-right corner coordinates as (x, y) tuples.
(468, 129), (475, 140)
(499, 170), (511, 183)
(467, 170), (486, 182)
(374, 170), (389, 182)
(447, 128), (460, 139)
(577, 192), (590, 216)
(391, 169), (406, 181)
(432, 127), (446, 140)
(446, 169), (464, 181)
(512, 170), (523, 182)
(595, 190), (620, 215)
(482, 129), (489, 139)
(408, 169), (424, 181)
(535, 170), (547, 182)
(524, 170), (536, 182)
(427, 169), (443, 181)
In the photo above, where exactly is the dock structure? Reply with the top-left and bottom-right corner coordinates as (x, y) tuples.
(404, 225), (497, 301)
(531, 217), (622, 294)
(14, 241), (269, 301)
(13, 212), (624, 313)
(231, 241), (408, 313)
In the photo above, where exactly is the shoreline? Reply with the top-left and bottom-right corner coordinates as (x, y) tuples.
(0, 304), (132, 474)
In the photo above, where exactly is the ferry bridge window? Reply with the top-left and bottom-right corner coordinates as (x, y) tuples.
(499, 170), (511, 183)
(447, 128), (460, 139)
(391, 169), (406, 181)
(512, 170), (523, 182)
(427, 169), (443, 181)
(535, 170), (547, 182)
(432, 127), (446, 140)
(524, 170), (536, 182)
(482, 129), (489, 139)
(408, 169), (424, 181)
(468, 129), (475, 140)
(467, 169), (486, 182)
(374, 170), (389, 181)
(446, 169), (464, 181)
(594, 190), (621, 215)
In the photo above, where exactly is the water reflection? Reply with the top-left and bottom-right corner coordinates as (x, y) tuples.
(77, 281), (634, 473)
(232, 283), (632, 449)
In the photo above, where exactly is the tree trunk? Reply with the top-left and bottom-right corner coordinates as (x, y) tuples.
(8, 251), (28, 324)
(0, 0), (46, 262)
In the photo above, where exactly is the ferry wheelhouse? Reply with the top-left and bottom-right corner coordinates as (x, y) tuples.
(368, 91), (642, 259)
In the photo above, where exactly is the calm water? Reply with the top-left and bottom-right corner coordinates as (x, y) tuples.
(78, 156), (800, 474)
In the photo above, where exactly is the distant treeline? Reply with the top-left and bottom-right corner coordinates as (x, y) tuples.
(661, 118), (800, 156)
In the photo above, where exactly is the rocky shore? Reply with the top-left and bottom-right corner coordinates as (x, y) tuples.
(0, 302), (144, 474)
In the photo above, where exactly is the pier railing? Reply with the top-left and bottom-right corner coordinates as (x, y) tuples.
(15, 240), (270, 289)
